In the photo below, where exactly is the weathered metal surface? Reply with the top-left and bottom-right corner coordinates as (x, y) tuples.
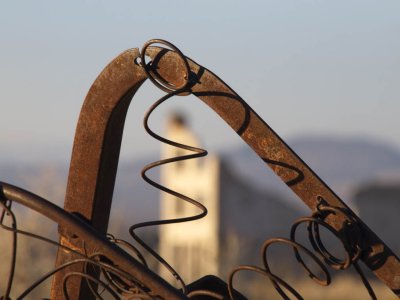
(51, 48), (148, 299)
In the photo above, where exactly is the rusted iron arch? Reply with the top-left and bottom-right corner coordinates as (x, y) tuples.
(50, 43), (400, 298)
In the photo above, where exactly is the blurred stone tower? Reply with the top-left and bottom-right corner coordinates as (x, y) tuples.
(158, 113), (220, 283)
(158, 113), (301, 285)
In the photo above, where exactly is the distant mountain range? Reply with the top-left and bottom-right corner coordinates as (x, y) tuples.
(222, 135), (400, 206)
(1, 135), (400, 220)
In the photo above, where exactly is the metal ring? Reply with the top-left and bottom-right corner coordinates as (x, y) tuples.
(141, 39), (191, 93)
(291, 216), (352, 270)
(314, 205), (363, 263)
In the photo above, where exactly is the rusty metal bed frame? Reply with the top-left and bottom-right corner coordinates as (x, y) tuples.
(1, 39), (399, 299)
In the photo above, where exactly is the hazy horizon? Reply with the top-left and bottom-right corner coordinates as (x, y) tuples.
(1, 131), (400, 165)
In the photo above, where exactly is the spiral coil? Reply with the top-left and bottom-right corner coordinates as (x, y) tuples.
(228, 197), (377, 299)
(129, 39), (209, 294)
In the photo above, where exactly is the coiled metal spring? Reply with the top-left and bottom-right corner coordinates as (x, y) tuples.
(228, 197), (377, 299)
(129, 39), (208, 294)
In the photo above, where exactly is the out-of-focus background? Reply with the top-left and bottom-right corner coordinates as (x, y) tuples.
(1, 1), (399, 299)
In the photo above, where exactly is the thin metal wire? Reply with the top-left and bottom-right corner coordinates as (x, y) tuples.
(18, 258), (143, 299)
(85, 252), (143, 297)
(187, 290), (225, 299)
(63, 272), (121, 300)
(229, 265), (303, 300)
(0, 200), (17, 300)
(107, 233), (148, 267)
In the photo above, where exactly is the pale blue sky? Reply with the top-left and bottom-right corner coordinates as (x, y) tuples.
(1, 1), (399, 164)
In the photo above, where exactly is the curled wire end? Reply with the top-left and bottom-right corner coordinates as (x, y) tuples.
(107, 233), (148, 267)
(140, 39), (191, 93)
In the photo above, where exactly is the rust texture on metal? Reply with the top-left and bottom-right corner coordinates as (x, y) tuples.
(51, 48), (148, 299)
(1, 40), (399, 299)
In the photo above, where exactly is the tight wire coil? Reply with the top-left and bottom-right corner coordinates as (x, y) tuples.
(228, 198), (377, 300)
(130, 39), (208, 294)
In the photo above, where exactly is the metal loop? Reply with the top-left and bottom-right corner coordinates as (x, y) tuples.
(141, 39), (191, 93)
(227, 201), (376, 299)
(291, 216), (352, 270)
(229, 264), (303, 300)
(263, 237), (331, 287)
(312, 205), (363, 264)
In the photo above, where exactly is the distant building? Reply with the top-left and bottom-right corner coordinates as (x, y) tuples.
(352, 183), (400, 256)
(158, 114), (302, 285)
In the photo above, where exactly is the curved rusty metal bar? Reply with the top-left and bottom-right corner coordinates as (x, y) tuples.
(51, 44), (399, 298)
(52, 48), (150, 299)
